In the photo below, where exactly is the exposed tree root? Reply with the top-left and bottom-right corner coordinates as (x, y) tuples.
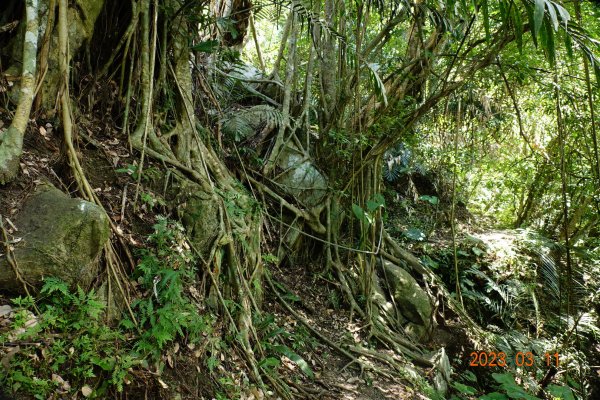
(0, 215), (37, 307)
(0, 0), (38, 184)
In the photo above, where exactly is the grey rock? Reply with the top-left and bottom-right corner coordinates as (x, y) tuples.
(174, 180), (220, 256)
(404, 322), (428, 341)
(0, 184), (110, 293)
(382, 260), (432, 327)
(276, 144), (327, 208)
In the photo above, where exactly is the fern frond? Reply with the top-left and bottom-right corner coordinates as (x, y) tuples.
(221, 105), (283, 141)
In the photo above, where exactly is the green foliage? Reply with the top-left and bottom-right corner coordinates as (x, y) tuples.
(420, 195), (439, 205)
(546, 384), (575, 400)
(221, 105), (283, 142)
(115, 163), (140, 179)
(253, 313), (317, 380)
(126, 217), (212, 358)
(191, 39), (220, 53)
(140, 191), (166, 209)
(0, 217), (215, 398)
(352, 194), (385, 226)
(0, 280), (134, 398)
(482, 372), (540, 399)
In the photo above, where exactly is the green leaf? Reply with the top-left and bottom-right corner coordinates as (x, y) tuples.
(366, 194), (385, 212)
(553, 3), (570, 29)
(120, 318), (136, 330)
(545, 0), (558, 31)
(207, 356), (220, 372)
(480, 393), (509, 400)
(404, 227), (426, 241)
(40, 277), (71, 298)
(512, 6), (524, 53)
(352, 204), (367, 224)
(492, 372), (517, 386)
(271, 345), (314, 378)
(452, 381), (477, 395)
(526, 2), (538, 47)
(258, 357), (280, 369)
(533, 0), (545, 37)
(352, 204), (374, 225)
(546, 385), (575, 400)
(419, 195), (439, 205)
(190, 40), (220, 53)
(91, 356), (116, 371)
(544, 21), (556, 66)
(472, 247), (485, 256)
(463, 370), (478, 383)
(421, 255), (439, 269)
(506, 388), (540, 399)
(366, 63), (388, 107)
(563, 31), (573, 59)
(481, 0), (490, 39)
(492, 373), (541, 400)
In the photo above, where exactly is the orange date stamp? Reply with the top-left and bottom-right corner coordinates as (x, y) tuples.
(469, 351), (560, 368)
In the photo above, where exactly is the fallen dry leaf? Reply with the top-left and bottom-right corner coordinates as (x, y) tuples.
(81, 385), (93, 397)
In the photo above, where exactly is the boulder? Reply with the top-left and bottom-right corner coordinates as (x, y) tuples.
(371, 272), (405, 328)
(0, 184), (110, 293)
(275, 144), (327, 209)
(382, 260), (432, 328)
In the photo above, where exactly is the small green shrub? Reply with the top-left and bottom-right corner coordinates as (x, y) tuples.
(123, 217), (213, 358)
(0, 278), (135, 398)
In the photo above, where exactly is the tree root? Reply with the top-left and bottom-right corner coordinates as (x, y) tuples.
(266, 271), (427, 384)
(0, 215), (38, 311)
(0, 0), (39, 184)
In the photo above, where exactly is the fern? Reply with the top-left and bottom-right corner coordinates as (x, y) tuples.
(221, 105), (283, 142)
(383, 144), (412, 182)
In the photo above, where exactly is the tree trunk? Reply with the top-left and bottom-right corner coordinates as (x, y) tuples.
(0, 0), (38, 183)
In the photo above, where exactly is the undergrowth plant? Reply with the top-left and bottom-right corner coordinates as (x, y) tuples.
(0, 217), (215, 398)
(122, 217), (213, 361)
(0, 279), (135, 398)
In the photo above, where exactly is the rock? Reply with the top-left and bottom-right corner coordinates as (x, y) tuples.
(0, 184), (110, 293)
(381, 260), (432, 327)
(276, 217), (303, 262)
(431, 347), (452, 396)
(371, 273), (405, 328)
(275, 144), (328, 209)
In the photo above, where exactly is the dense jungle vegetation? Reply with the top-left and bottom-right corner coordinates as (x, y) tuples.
(0, 0), (599, 398)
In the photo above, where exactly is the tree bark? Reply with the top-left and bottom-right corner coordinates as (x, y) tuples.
(0, 0), (38, 184)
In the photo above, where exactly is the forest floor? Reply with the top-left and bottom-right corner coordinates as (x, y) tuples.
(266, 262), (425, 400)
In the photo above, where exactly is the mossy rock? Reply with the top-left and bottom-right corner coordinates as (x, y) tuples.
(404, 322), (429, 341)
(0, 184), (110, 293)
(276, 144), (328, 209)
(382, 260), (432, 328)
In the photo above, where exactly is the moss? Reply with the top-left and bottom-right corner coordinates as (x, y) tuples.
(0, 184), (110, 293)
